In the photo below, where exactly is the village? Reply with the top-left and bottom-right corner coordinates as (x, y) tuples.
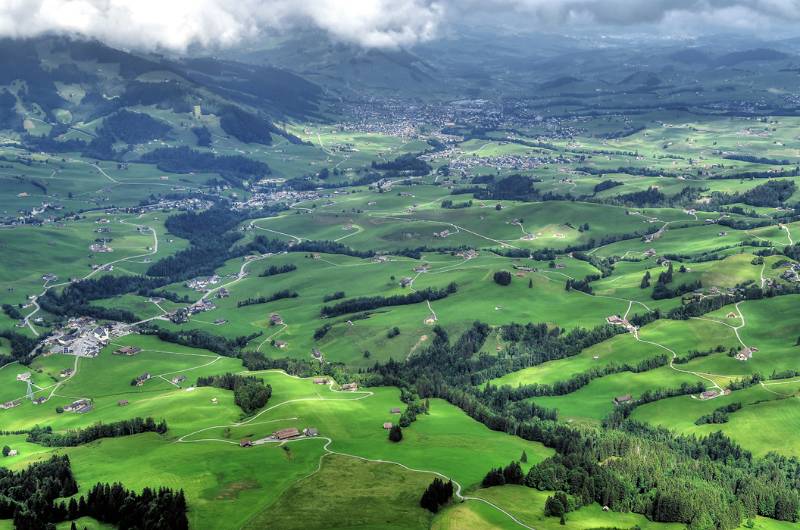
(41, 317), (130, 358)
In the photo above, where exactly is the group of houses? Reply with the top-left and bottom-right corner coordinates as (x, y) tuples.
(133, 373), (151, 387)
(606, 315), (637, 334)
(168, 299), (216, 324)
(43, 318), (128, 358)
(735, 346), (758, 361)
(64, 399), (93, 414)
(89, 243), (113, 253)
(1, 399), (21, 410)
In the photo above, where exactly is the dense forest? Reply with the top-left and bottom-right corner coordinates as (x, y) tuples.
(372, 153), (431, 175)
(218, 105), (276, 145)
(98, 110), (172, 144)
(140, 146), (271, 186)
(713, 179), (797, 207)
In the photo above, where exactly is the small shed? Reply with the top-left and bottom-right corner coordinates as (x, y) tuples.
(383, 422), (393, 430)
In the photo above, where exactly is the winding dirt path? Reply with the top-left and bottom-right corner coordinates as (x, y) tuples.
(176, 373), (535, 529)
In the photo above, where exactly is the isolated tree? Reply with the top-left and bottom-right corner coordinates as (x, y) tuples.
(388, 425), (403, 442)
(520, 450), (528, 463)
(2, 445), (9, 457)
(528, 278), (533, 288)
(493, 271), (512, 286)
(640, 271), (651, 289)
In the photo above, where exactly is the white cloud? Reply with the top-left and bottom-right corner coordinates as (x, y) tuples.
(0, 0), (797, 51)
(0, 0), (444, 51)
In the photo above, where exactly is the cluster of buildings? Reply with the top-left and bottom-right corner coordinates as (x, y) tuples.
(64, 398), (93, 414)
(89, 243), (113, 253)
(234, 189), (321, 210)
(780, 263), (800, 283)
(43, 318), (129, 357)
(735, 346), (758, 361)
(186, 276), (222, 292)
(0, 399), (21, 410)
(606, 315), (638, 334)
(168, 299), (216, 324)
(133, 373), (151, 386)
(456, 249), (480, 260)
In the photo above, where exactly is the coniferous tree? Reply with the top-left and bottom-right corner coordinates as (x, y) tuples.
(388, 425), (403, 442)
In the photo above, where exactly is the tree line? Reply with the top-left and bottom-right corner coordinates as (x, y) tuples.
(26, 417), (167, 447)
(237, 289), (298, 308)
(320, 284), (457, 318)
(260, 263), (297, 277)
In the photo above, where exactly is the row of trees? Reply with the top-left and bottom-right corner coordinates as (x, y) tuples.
(54, 483), (188, 530)
(141, 325), (261, 357)
(260, 263), (297, 277)
(320, 284), (457, 318)
(26, 418), (167, 447)
(246, 236), (376, 259)
(695, 402), (743, 425)
(482, 355), (668, 403)
(237, 289), (298, 308)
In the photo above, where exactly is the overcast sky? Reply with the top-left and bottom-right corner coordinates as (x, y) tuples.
(1, 0), (799, 51)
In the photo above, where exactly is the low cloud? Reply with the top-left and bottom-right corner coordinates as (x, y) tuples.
(0, 0), (444, 51)
(0, 0), (797, 52)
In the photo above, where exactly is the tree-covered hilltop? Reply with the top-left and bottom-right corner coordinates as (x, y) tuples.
(196, 373), (272, 414)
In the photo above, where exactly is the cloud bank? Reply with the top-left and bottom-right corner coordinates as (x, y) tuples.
(0, 0), (444, 50)
(0, 0), (798, 51)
